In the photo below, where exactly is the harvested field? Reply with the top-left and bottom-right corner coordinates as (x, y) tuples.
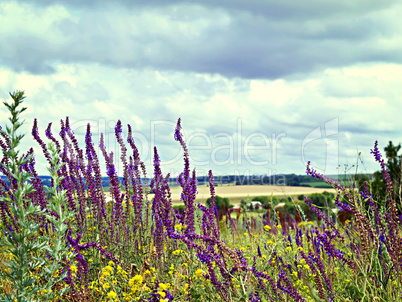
(148, 185), (336, 203)
(104, 185), (337, 204)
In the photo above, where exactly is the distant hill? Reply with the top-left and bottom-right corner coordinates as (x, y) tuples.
(1, 173), (373, 190)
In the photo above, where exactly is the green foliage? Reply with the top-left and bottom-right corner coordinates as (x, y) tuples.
(297, 194), (304, 201)
(283, 201), (296, 215)
(372, 141), (402, 210)
(285, 174), (301, 186)
(39, 142), (75, 300)
(173, 204), (186, 214)
(372, 170), (386, 200)
(353, 174), (370, 192)
(270, 196), (280, 206)
(206, 195), (229, 213)
(0, 90), (44, 301)
(385, 141), (401, 184)
(308, 192), (334, 208)
(0, 92), (73, 301)
(251, 196), (270, 209)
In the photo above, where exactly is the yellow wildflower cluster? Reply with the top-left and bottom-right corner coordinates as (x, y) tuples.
(172, 249), (183, 255)
(129, 274), (143, 293)
(194, 269), (204, 278)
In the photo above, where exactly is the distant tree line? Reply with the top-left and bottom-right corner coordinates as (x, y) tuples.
(233, 173), (336, 186)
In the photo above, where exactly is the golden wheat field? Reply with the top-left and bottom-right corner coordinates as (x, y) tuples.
(103, 185), (336, 204)
(149, 185), (336, 203)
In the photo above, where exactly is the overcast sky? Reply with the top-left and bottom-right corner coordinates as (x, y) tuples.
(1, 0), (401, 179)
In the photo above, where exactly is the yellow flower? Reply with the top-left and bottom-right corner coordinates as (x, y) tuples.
(263, 225), (271, 231)
(103, 282), (110, 290)
(158, 291), (166, 298)
(195, 269), (203, 278)
(107, 290), (117, 299)
(102, 271), (110, 277)
(70, 265), (78, 273)
(159, 283), (168, 291)
(173, 249), (182, 255)
(104, 265), (114, 275)
(129, 275), (143, 287)
(277, 225), (282, 229)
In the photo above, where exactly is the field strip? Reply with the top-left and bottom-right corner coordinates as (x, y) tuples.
(103, 185), (336, 203)
(150, 185), (336, 202)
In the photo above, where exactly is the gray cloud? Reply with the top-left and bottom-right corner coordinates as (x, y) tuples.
(2, 1), (402, 79)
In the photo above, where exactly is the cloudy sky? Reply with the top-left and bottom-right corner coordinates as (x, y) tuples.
(1, 0), (401, 179)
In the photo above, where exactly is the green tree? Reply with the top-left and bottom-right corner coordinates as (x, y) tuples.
(353, 174), (370, 193)
(286, 174), (301, 186)
(252, 196), (270, 209)
(206, 195), (230, 214)
(307, 192), (334, 208)
(372, 170), (386, 200)
(270, 196), (280, 206)
(385, 141), (401, 182)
